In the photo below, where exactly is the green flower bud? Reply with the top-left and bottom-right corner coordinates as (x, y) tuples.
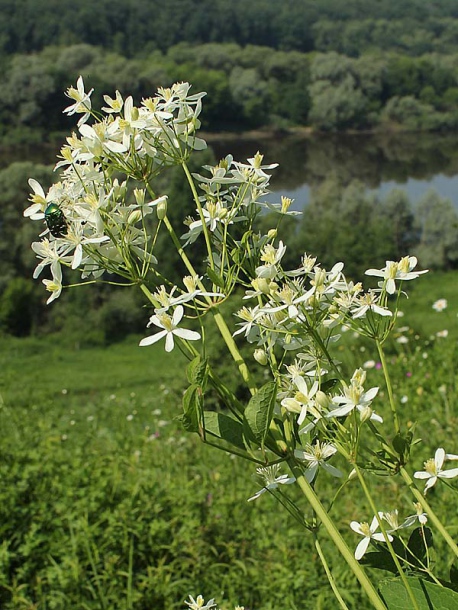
(157, 199), (168, 220)
(254, 349), (268, 366)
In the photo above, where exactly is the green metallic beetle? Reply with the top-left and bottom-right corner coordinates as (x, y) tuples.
(44, 203), (68, 238)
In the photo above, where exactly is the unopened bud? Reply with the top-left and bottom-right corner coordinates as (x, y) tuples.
(157, 199), (168, 220)
(256, 278), (271, 295)
(254, 349), (268, 366)
(315, 390), (330, 410)
(131, 106), (139, 121)
(267, 229), (277, 239)
(127, 210), (142, 225)
(359, 405), (373, 423)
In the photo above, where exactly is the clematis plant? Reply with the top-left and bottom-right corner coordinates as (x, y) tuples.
(25, 77), (458, 610)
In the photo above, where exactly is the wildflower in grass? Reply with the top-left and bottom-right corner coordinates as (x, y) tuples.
(365, 256), (427, 294)
(294, 441), (342, 482)
(350, 513), (393, 560)
(414, 447), (458, 493)
(432, 299), (447, 312)
(185, 595), (217, 609)
(436, 330), (449, 338)
(139, 305), (201, 351)
(248, 464), (296, 501)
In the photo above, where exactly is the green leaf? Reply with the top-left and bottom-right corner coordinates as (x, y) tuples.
(380, 576), (458, 609)
(361, 537), (406, 574)
(243, 381), (277, 448)
(203, 411), (245, 450)
(206, 266), (225, 289)
(406, 527), (434, 570)
(450, 561), (458, 587)
(186, 355), (209, 389)
(181, 383), (204, 433)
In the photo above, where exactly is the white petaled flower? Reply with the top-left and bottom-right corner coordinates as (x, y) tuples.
(281, 375), (319, 426)
(139, 305), (201, 352)
(247, 464), (296, 501)
(63, 76), (94, 126)
(432, 299), (447, 312)
(185, 595), (217, 610)
(294, 441), (342, 482)
(436, 330), (449, 338)
(327, 371), (382, 423)
(350, 513), (394, 560)
(42, 265), (63, 304)
(414, 447), (458, 493)
(402, 503), (428, 528)
(365, 256), (428, 294)
(255, 241), (287, 279)
(351, 290), (392, 319)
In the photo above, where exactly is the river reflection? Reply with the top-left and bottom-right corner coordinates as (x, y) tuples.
(3, 132), (458, 209)
(209, 132), (458, 210)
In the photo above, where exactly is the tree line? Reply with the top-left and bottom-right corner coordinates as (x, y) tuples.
(4, 42), (458, 142)
(1, 0), (458, 58)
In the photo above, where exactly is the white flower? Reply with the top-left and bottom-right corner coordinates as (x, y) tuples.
(185, 595), (217, 610)
(436, 330), (449, 338)
(42, 264), (63, 304)
(281, 375), (319, 426)
(247, 464), (295, 501)
(365, 256), (427, 294)
(402, 503), (428, 527)
(294, 441), (342, 482)
(63, 76), (94, 126)
(351, 291), (392, 319)
(414, 447), (458, 493)
(327, 372), (382, 423)
(255, 241), (287, 279)
(432, 299), (447, 312)
(139, 305), (201, 351)
(350, 513), (393, 560)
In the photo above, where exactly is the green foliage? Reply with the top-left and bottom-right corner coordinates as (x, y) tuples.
(0, 281), (457, 608)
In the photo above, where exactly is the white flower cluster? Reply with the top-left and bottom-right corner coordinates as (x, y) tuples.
(24, 78), (206, 303)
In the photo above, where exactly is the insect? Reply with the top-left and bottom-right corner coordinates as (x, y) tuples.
(44, 203), (68, 238)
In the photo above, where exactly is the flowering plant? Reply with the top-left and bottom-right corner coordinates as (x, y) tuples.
(25, 77), (458, 609)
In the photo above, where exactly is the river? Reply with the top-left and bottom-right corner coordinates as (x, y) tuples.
(3, 131), (458, 211)
(209, 131), (458, 211)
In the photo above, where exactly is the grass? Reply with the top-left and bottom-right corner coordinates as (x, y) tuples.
(0, 271), (457, 609)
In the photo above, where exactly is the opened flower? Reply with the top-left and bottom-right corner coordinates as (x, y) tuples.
(350, 513), (393, 560)
(414, 447), (458, 493)
(139, 305), (201, 352)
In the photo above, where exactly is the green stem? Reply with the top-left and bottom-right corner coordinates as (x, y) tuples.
(181, 160), (214, 270)
(400, 467), (458, 557)
(287, 459), (387, 610)
(314, 535), (351, 610)
(354, 466), (420, 610)
(376, 339), (400, 435)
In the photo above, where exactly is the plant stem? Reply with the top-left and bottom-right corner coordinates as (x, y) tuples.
(376, 339), (400, 435)
(314, 535), (351, 610)
(354, 465), (420, 610)
(287, 459), (387, 610)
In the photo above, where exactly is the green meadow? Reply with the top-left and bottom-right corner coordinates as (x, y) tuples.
(0, 271), (457, 610)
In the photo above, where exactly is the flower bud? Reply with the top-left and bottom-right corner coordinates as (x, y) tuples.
(157, 199), (168, 220)
(253, 349), (268, 366)
(359, 405), (373, 423)
(267, 229), (277, 239)
(315, 390), (330, 410)
(127, 209), (142, 225)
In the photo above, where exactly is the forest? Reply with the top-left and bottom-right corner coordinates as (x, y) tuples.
(3, 0), (458, 139)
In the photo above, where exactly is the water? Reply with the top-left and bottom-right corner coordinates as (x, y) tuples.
(208, 131), (458, 211)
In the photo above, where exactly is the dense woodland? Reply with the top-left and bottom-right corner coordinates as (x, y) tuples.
(3, 0), (458, 138)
